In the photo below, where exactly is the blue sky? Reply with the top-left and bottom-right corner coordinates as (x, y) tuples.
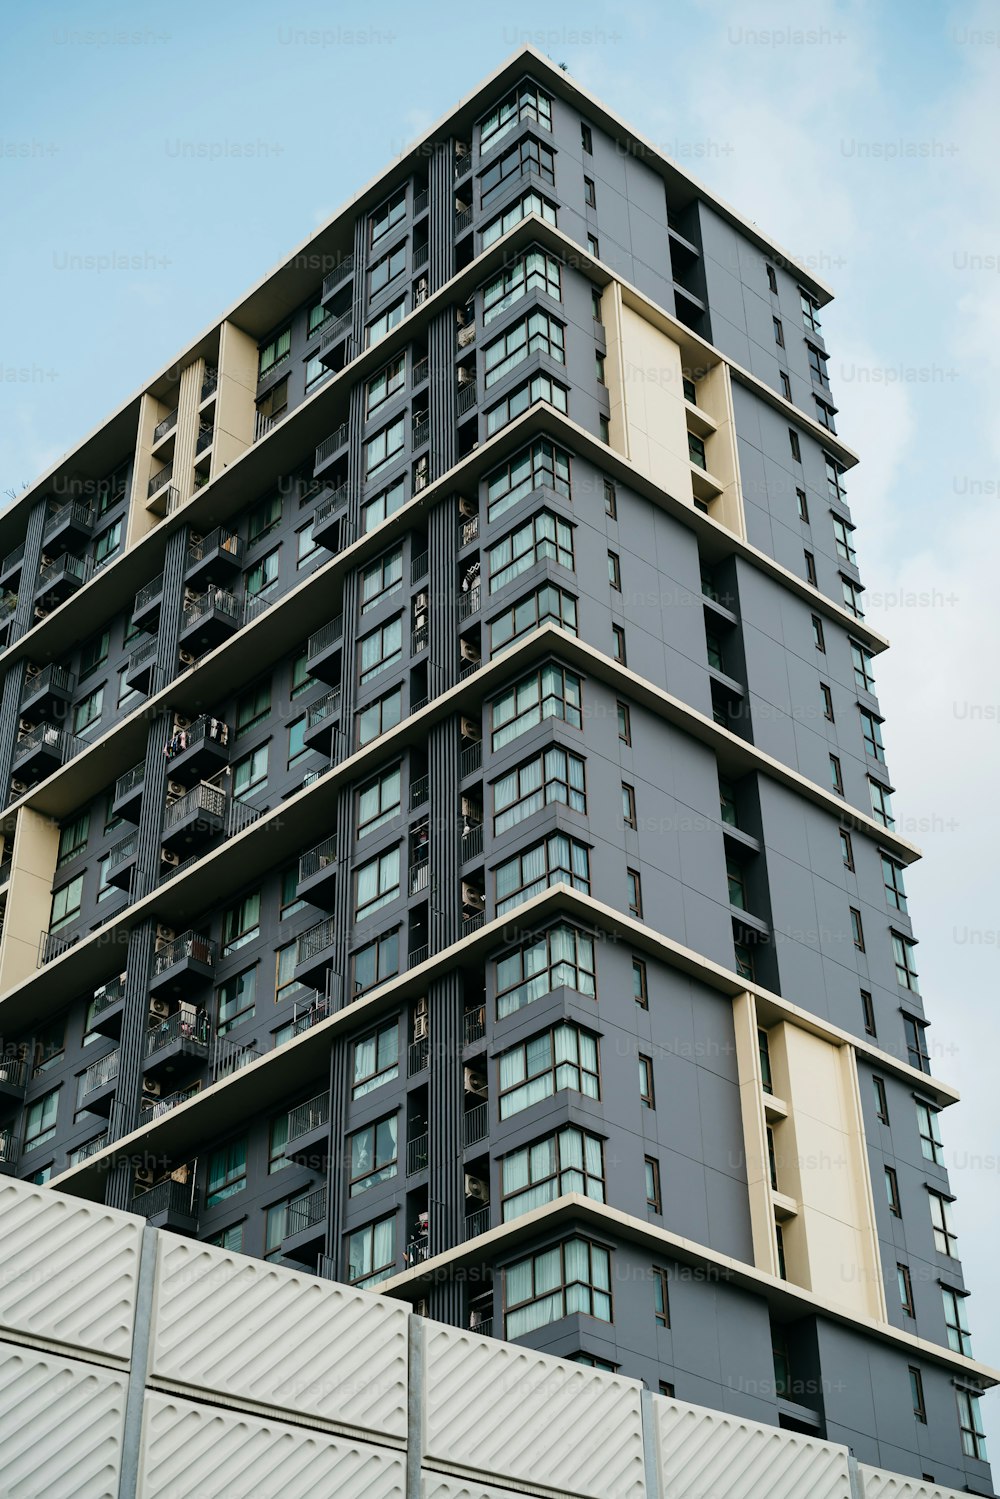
(3, 0), (999, 1452)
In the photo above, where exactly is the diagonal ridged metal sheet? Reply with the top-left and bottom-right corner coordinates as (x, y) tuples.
(858, 1466), (969, 1499)
(422, 1324), (646, 1498)
(0, 1179), (141, 1363)
(136, 1389), (406, 1498)
(0, 1339), (127, 1499)
(654, 1396), (852, 1499)
(149, 1234), (408, 1438)
(422, 1476), (536, 1499)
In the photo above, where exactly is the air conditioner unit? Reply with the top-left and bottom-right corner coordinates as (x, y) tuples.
(10, 779), (27, 795)
(414, 1297), (429, 1318)
(415, 996), (429, 1020)
(149, 998), (170, 1019)
(178, 649), (196, 666)
(415, 591), (428, 611)
(141, 1078), (162, 1098)
(459, 640), (480, 663)
(458, 496), (477, 518)
(34, 606), (49, 620)
(183, 589), (200, 606)
(464, 1173), (489, 1202)
(460, 797), (479, 819)
(160, 848), (180, 867)
(461, 883), (485, 911)
(173, 714), (192, 731)
(413, 1014), (428, 1041)
(134, 1165), (157, 1187)
(17, 718), (34, 734)
(24, 662), (40, 679)
(463, 1066), (487, 1098)
(166, 780), (186, 798)
(457, 367), (475, 386)
(189, 532), (203, 547)
(154, 923), (176, 946)
(460, 716), (481, 741)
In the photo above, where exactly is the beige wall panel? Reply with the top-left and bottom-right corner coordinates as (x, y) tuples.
(0, 807), (59, 990)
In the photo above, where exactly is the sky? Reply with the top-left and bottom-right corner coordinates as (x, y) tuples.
(2, 0), (999, 1454)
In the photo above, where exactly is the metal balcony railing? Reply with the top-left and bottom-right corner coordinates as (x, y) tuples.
(299, 835), (337, 883)
(413, 243), (428, 269)
(182, 587), (242, 632)
(413, 188), (428, 215)
(460, 740), (482, 777)
(1, 542), (25, 575)
(162, 782), (227, 834)
(307, 615), (343, 661)
(412, 357), (429, 387)
(463, 910), (486, 935)
(320, 310), (352, 353)
(456, 380), (477, 415)
(106, 830), (138, 874)
(410, 554), (429, 588)
(44, 500), (94, 538)
(454, 151), (472, 179)
(407, 1133), (429, 1175)
(285, 1185), (326, 1237)
(127, 637), (158, 674)
(315, 480), (352, 526)
(458, 585), (481, 621)
(0, 591), (17, 626)
(80, 1048), (119, 1096)
(409, 858), (429, 896)
(169, 714), (231, 758)
(289, 997), (328, 1037)
(13, 722), (79, 768)
(0, 1056), (27, 1089)
(0, 1131), (17, 1165)
(315, 423), (348, 467)
(140, 1083), (200, 1121)
(145, 1009), (209, 1059)
(90, 976), (126, 1019)
(132, 1178), (196, 1221)
(463, 1006), (486, 1045)
(148, 462), (173, 498)
(113, 761), (146, 806)
(20, 662), (75, 703)
(151, 931), (216, 978)
(466, 1206), (490, 1239)
(408, 1036), (429, 1075)
(296, 917), (337, 966)
(39, 928), (80, 965)
(287, 1092), (329, 1144)
(306, 687), (342, 731)
(459, 511), (479, 545)
(69, 1132), (108, 1165)
(321, 254), (354, 299)
(454, 207), (473, 235)
(134, 573), (164, 614)
(406, 1236), (429, 1267)
(462, 823), (484, 862)
(38, 552), (89, 589)
(153, 408), (178, 443)
(411, 417), (430, 449)
(409, 774), (429, 809)
(201, 368), (218, 401)
(212, 1036), (262, 1082)
(187, 528), (242, 569)
(463, 1101), (488, 1146)
(411, 624), (428, 655)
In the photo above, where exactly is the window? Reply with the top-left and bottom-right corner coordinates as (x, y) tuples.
(498, 1022), (600, 1119)
(352, 930), (399, 996)
(480, 137), (555, 208)
(840, 830), (854, 869)
(222, 890), (261, 954)
(504, 1237), (612, 1337)
(799, 288), (820, 330)
(639, 1054), (655, 1108)
(831, 513), (857, 564)
(807, 344), (830, 389)
(249, 494), (282, 543)
(485, 438), (571, 522)
(604, 478), (617, 518)
(588, 233), (599, 257)
(489, 584), (576, 656)
(795, 487), (809, 523)
(208, 1223), (244, 1252)
(217, 965), (257, 1035)
(493, 746), (586, 835)
(296, 522), (320, 568)
(358, 685), (403, 747)
(488, 510), (574, 592)
(842, 576), (865, 619)
(258, 328), (290, 379)
(897, 1263), (914, 1316)
(885, 1165), (901, 1217)
(93, 520), (122, 566)
(236, 679), (270, 736)
(482, 249), (561, 324)
(280, 866), (305, 920)
(352, 1019), (399, 1098)
(850, 907), (865, 951)
(495, 923), (595, 1020)
(645, 1157), (662, 1214)
(881, 854), (907, 912)
(365, 416), (405, 477)
(825, 455), (847, 502)
(612, 624), (626, 663)
(362, 477), (406, 533)
(287, 717), (309, 767)
(79, 629), (110, 679)
(804, 550), (817, 586)
(653, 1267), (670, 1326)
(957, 1388), (988, 1461)
(767, 1127), (778, 1190)
(687, 431), (707, 469)
(916, 1101), (944, 1164)
(660, 1380), (676, 1397)
(904, 1015), (930, 1073)
(633, 957), (648, 1008)
(815, 397), (837, 432)
(481, 188), (558, 249)
(581, 121), (593, 153)
(369, 242), (406, 296)
(23, 1090), (59, 1150)
(860, 709), (885, 762)
(366, 354), (406, 416)
(582, 173), (597, 207)
(892, 933), (920, 992)
(274, 942), (305, 1007)
(736, 942), (756, 982)
(360, 548), (404, 619)
(370, 188), (405, 246)
(500, 1126), (604, 1221)
(305, 354), (332, 396)
(267, 1112), (290, 1175)
(818, 684), (834, 725)
(358, 765), (402, 837)
(758, 1029), (773, 1092)
(943, 1286), (972, 1355)
(57, 810), (90, 868)
(779, 371), (791, 400)
(851, 641), (875, 692)
(909, 1366), (927, 1423)
(621, 781), (637, 829)
(480, 82), (552, 151)
(489, 664), (582, 751)
(349, 1115), (398, 1196)
(485, 372), (568, 436)
(290, 651), (312, 701)
(355, 846), (401, 921)
(366, 296), (405, 347)
(233, 744), (269, 800)
(50, 875), (84, 933)
(73, 686), (104, 736)
(789, 429), (801, 462)
(494, 833), (590, 916)
(727, 858), (747, 910)
(246, 547), (280, 598)
(358, 616), (402, 683)
(873, 1075), (889, 1124)
(346, 1214), (396, 1288)
(861, 989), (876, 1036)
(595, 351), (606, 385)
(869, 777), (895, 829)
(772, 316), (785, 348)
(207, 1139), (247, 1206)
(483, 310), (565, 390)
(830, 754), (844, 794)
(766, 265), (778, 294)
(617, 701), (631, 744)
(812, 614), (825, 652)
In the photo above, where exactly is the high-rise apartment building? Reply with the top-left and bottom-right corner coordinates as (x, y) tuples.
(0, 48), (992, 1493)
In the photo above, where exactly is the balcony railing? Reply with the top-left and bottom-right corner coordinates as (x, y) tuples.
(69, 1132), (108, 1165)
(153, 408), (178, 443)
(182, 587), (243, 633)
(462, 823), (484, 862)
(321, 254), (354, 299)
(408, 1036), (429, 1075)
(455, 207), (473, 235)
(0, 1057), (27, 1089)
(459, 511), (479, 545)
(411, 417), (430, 449)
(456, 380), (477, 416)
(187, 528), (242, 569)
(306, 687), (342, 731)
(106, 830), (138, 874)
(458, 585), (481, 621)
(412, 356), (429, 387)
(285, 1185), (326, 1237)
(127, 637), (158, 675)
(296, 917), (337, 966)
(289, 996), (328, 1037)
(466, 1206), (490, 1239)
(463, 910), (486, 935)
(91, 976), (126, 1019)
(463, 1101), (488, 1147)
(315, 423), (348, 467)
(413, 243), (428, 270)
(463, 1006), (486, 1046)
(134, 573), (164, 615)
(460, 740), (482, 777)
(132, 1178), (196, 1222)
(307, 615), (343, 661)
(409, 774), (429, 808)
(145, 1009), (209, 1059)
(413, 188), (428, 215)
(44, 501), (94, 539)
(1, 542), (25, 576)
(406, 1133), (429, 1175)
(299, 835), (337, 883)
(409, 858), (429, 896)
(38, 552), (90, 590)
(80, 1048), (120, 1097)
(201, 368), (218, 401)
(0, 1131), (17, 1165)
(0, 591), (17, 627)
(20, 662), (75, 703)
(287, 1092), (329, 1143)
(39, 928), (80, 965)
(151, 931), (216, 978)
(411, 624), (428, 655)
(13, 722), (79, 768)
(315, 481), (352, 526)
(162, 781), (227, 833)
(148, 462), (173, 498)
(139, 1083), (200, 1121)
(319, 310), (352, 353)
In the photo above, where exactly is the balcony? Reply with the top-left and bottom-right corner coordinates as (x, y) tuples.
(112, 761), (146, 824)
(405, 1235), (429, 1269)
(409, 858), (429, 897)
(195, 424), (214, 457)
(20, 662), (75, 719)
(406, 1132), (428, 1176)
(412, 415), (430, 451)
(463, 1101), (488, 1148)
(153, 407), (178, 445)
(458, 585), (481, 622)
(139, 1082), (200, 1123)
(317, 310), (353, 366)
(311, 482), (352, 553)
(411, 623), (428, 656)
(0, 590), (18, 636)
(132, 573), (164, 632)
(161, 782), (227, 852)
(147, 484), (179, 519)
(456, 379), (477, 417)
(43, 501), (95, 552)
(302, 687), (342, 756)
(297, 834), (338, 908)
(455, 206), (473, 236)
(460, 740), (482, 778)
(36, 551), (89, 604)
(105, 830), (139, 890)
(0, 1129), (17, 1174)
(286, 1093), (330, 1167)
(79, 1048), (120, 1117)
(408, 1036), (429, 1076)
(321, 254), (354, 302)
(201, 368), (218, 402)
(125, 637), (159, 695)
(463, 1005), (486, 1048)
(163, 716), (231, 782)
(179, 588), (243, 654)
(294, 916), (337, 986)
(306, 614), (344, 685)
(11, 722), (75, 783)
(282, 1185), (327, 1264)
(462, 823), (484, 863)
(315, 422), (349, 473)
(149, 930), (216, 994)
(0, 543), (25, 588)
(0, 1057), (27, 1107)
(142, 1008), (210, 1077)
(131, 1176), (199, 1233)
(407, 944), (429, 971)
(147, 462), (174, 502)
(458, 510), (479, 548)
(466, 1205), (490, 1240)
(185, 528), (243, 588)
(89, 976), (127, 1039)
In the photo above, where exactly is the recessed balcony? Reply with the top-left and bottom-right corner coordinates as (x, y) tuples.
(43, 501), (96, 553)
(305, 614), (343, 685)
(179, 588), (243, 653)
(142, 1008), (210, 1078)
(149, 930), (216, 994)
(320, 254), (354, 303)
(147, 462), (174, 504)
(314, 421), (348, 475)
(282, 1185), (327, 1265)
(294, 916), (337, 986)
(163, 716), (231, 783)
(152, 406), (178, 448)
(89, 975), (127, 1039)
(286, 1093), (330, 1167)
(78, 1048), (119, 1117)
(317, 310), (353, 367)
(112, 761), (146, 824)
(160, 782), (228, 852)
(185, 528), (243, 589)
(125, 637), (159, 695)
(131, 1176), (199, 1234)
(302, 687), (342, 755)
(20, 663), (75, 719)
(296, 834), (338, 909)
(132, 573), (164, 633)
(0, 1129), (17, 1175)
(36, 551), (88, 605)
(311, 482), (352, 553)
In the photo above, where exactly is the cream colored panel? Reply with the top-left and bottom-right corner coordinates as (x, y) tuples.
(732, 992), (779, 1275)
(0, 808), (60, 991)
(612, 296), (694, 505)
(174, 357), (205, 508)
(150, 1235), (408, 1438)
(214, 321), (259, 475)
(654, 1394), (851, 1499)
(695, 362), (746, 538)
(127, 392), (167, 546)
(422, 1324), (645, 1498)
(858, 1465), (970, 1499)
(0, 1340), (127, 1499)
(0, 1179), (141, 1362)
(136, 1390), (406, 1499)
